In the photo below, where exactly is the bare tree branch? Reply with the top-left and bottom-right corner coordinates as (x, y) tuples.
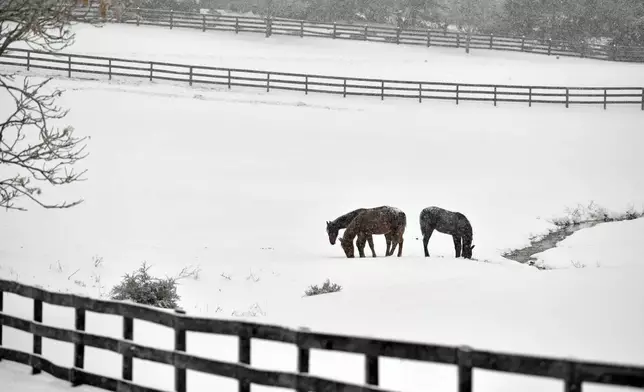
(1, 0), (94, 211)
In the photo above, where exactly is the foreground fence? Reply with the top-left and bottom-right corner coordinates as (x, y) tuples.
(1, 48), (643, 110)
(71, 5), (644, 64)
(1, 278), (644, 392)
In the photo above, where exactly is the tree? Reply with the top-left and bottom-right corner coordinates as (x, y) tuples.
(1, 0), (94, 211)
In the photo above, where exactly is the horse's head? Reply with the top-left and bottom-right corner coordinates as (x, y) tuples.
(326, 221), (340, 245)
(338, 237), (355, 258)
(463, 244), (475, 259)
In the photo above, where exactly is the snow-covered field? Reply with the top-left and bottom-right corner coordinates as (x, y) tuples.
(12, 23), (644, 86)
(2, 21), (644, 392)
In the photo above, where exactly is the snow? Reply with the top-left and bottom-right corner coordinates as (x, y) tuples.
(535, 218), (644, 269)
(2, 21), (644, 392)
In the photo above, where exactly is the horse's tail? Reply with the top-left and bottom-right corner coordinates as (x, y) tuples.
(419, 208), (430, 235)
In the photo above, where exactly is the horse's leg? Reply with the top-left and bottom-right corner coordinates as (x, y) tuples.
(397, 231), (404, 257)
(422, 227), (435, 257)
(367, 235), (377, 257)
(384, 233), (392, 256)
(389, 232), (400, 257)
(356, 233), (367, 258)
(453, 235), (462, 258)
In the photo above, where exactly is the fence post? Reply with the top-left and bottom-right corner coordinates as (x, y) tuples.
(418, 83), (422, 103)
(136, 7), (140, 26)
(456, 33), (460, 48)
(108, 59), (112, 80)
(564, 362), (581, 392)
(305, 75), (308, 95)
(456, 84), (459, 105)
(265, 17), (270, 38)
(489, 33), (493, 49)
(149, 62), (153, 81)
(170, 10), (173, 29)
(611, 43), (617, 61)
(189, 66), (193, 86)
(381, 81), (384, 101)
(238, 330), (251, 392)
(366, 356), (379, 386)
(603, 89), (607, 110)
(332, 23), (337, 39)
(641, 88), (644, 111)
(547, 39), (552, 56)
(27, 51), (31, 70)
(465, 31), (471, 54)
(266, 73), (270, 92)
(32, 299), (43, 374)
(580, 42), (586, 58)
(228, 70), (231, 89)
(202, 15), (206, 32)
(362, 25), (367, 41)
(426, 29), (431, 47)
(528, 87), (532, 107)
(122, 316), (134, 382)
(494, 86), (497, 106)
(235, 17), (239, 34)
(457, 346), (473, 392)
(174, 308), (186, 392)
(0, 290), (3, 361)
(396, 27), (401, 44)
(565, 88), (569, 108)
(300, 21), (304, 38)
(296, 327), (310, 392)
(343, 79), (347, 98)
(68, 55), (72, 78)
(72, 308), (86, 387)
(521, 35), (525, 52)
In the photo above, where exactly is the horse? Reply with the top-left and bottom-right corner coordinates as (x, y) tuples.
(326, 208), (392, 257)
(338, 206), (406, 258)
(419, 206), (475, 259)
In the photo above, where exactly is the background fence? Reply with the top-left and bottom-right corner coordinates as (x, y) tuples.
(1, 278), (644, 392)
(70, 5), (644, 64)
(1, 48), (643, 110)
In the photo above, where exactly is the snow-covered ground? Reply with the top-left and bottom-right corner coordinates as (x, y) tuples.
(12, 22), (644, 86)
(2, 21), (644, 392)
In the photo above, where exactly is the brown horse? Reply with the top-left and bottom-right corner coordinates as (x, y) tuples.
(339, 206), (406, 258)
(326, 208), (392, 257)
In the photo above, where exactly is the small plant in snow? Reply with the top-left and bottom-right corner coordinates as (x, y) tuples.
(231, 303), (265, 317)
(50, 261), (64, 273)
(74, 280), (87, 288)
(570, 260), (587, 269)
(304, 279), (342, 297)
(93, 255), (104, 268)
(176, 265), (201, 281)
(109, 262), (180, 309)
(623, 204), (644, 221)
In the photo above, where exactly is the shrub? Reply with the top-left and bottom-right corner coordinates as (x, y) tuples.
(109, 262), (180, 308)
(304, 279), (342, 296)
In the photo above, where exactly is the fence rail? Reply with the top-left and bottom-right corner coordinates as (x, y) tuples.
(1, 48), (643, 110)
(70, 5), (644, 64)
(1, 278), (644, 392)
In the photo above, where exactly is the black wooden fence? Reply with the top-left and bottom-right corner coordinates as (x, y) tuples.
(1, 278), (644, 392)
(71, 5), (644, 64)
(1, 48), (643, 110)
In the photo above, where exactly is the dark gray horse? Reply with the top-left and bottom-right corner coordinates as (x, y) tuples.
(419, 206), (475, 259)
(326, 208), (392, 257)
(339, 206), (406, 258)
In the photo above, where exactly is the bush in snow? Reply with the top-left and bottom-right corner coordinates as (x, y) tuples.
(109, 262), (180, 308)
(304, 279), (342, 296)
(548, 201), (644, 228)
